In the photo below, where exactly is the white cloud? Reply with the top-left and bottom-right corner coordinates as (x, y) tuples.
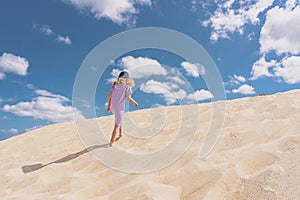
(180, 61), (205, 78)
(111, 57), (213, 104)
(34, 24), (72, 45)
(0, 52), (29, 77)
(191, 0), (198, 12)
(251, 2), (300, 84)
(228, 74), (246, 85)
(250, 56), (278, 80)
(232, 84), (255, 94)
(186, 89), (213, 101)
(2, 90), (85, 123)
(111, 68), (121, 77)
(203, 0), (274, 41)
(35, 89), (69, 102)
(40, 24), (54, 35)
(259, 3), (300, 54)
(140, 80), (213, 104)
(247, 32), (255, 41)
(56, 35), (72, 45)
(140, 80), (186, 105)
(137, 0), (151, 6)
(286, 0), (298, 9)
(118, 56), (167, 79)
(33, 24), (54, 35)
(62, 0), (152, 26)
(73, 97), (92, 109)
(191, 0), (213, 14)
(26, 83), (35, 89)
(274, 56), (300, 84)
(168, 76), (186, 85)
(9, 128), (19, 134)
(233, 74), (246, 83)
(174, 89), (187, 99)
(25, 125), (45, 132)
(107, 68), (122, 83)
(0, 72), (5, 80)
(0, 128), (19, 134)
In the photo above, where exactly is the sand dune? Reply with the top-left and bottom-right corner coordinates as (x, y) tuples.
(0, 89), (300, 199)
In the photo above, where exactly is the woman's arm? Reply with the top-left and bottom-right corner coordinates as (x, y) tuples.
(107, 90), (112, 112)
(128, 95), (138, 107)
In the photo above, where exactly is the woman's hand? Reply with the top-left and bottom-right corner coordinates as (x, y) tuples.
(128, 95), (138, 107)
(107, 106), (110, 112)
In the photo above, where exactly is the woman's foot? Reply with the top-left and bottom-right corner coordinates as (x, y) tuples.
(115, 135), (122, 142)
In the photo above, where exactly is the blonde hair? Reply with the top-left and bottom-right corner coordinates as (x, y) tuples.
(114, 78), (134, 87)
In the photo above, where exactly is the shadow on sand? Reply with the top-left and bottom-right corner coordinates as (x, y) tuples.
(21, 143), (111, 174)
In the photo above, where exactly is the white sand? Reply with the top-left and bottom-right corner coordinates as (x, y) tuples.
(0, 89), (300, 199)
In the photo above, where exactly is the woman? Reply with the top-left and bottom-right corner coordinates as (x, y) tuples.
(106, 71), (138, 146)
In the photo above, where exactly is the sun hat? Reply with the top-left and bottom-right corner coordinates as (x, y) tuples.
(118, 71), (130, 79)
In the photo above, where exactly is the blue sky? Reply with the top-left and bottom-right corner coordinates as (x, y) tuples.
(0, 0), (300, 140)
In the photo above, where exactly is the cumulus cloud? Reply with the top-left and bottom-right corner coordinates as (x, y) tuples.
(0, 52), (29, 78)
(39, 24), (54, 35)
(167, 76), (186, 85)
(56, 35), (72, 45)
(0, 128), (19, 134)
(186, 89), (214, 101)
(234, 74), (246, 83)
(224, 74), (248, 95)
(250, 56), (278, 80)
(140, 80), (213, 104)
(140, 80), (186, 105)
(35, 89), (69, 101)
(111, 56), (213, 104)
(274, 56), (300, 84)
(260, 3), (300, 54)
(2, 89), (85, 123)
(180, 61), (205, 78)
(137, 0), (151, 6)
(0, 72), (5, 80)
(250, 1), (300, 85)
(34, 24), (72, 45)
(203, 0), (274, 41)
(26, 84), (35, 89)
(62, 0), (152, 26)
(232, 84), (255, 94)
(228, 74), (247, 85)
(111, 56), (167, 80)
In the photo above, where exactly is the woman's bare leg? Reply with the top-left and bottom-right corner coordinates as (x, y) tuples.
(119, 125), (123, 137)
(109, 126), (119, 146)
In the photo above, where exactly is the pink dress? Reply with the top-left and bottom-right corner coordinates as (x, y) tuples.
(110, 83), (132, 127)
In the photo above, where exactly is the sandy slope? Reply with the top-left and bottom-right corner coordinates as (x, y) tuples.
(0, 89), (300, 200)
